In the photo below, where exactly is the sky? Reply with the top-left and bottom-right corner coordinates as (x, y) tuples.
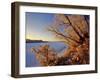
(25, 12), (59, 41)
(25, 12), (89, 41)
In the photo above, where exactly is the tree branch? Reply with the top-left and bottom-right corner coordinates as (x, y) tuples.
(48, 27), (80, 44)
(65, 16), (84, 41)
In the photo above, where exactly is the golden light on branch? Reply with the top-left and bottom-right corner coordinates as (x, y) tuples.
(55, 14), (70, 24)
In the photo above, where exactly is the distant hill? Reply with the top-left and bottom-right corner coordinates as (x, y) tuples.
(26, 39), (48, 43)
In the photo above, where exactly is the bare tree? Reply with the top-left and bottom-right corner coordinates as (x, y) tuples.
(31, 14), (89, 66)
(48, 14), (89, 64)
